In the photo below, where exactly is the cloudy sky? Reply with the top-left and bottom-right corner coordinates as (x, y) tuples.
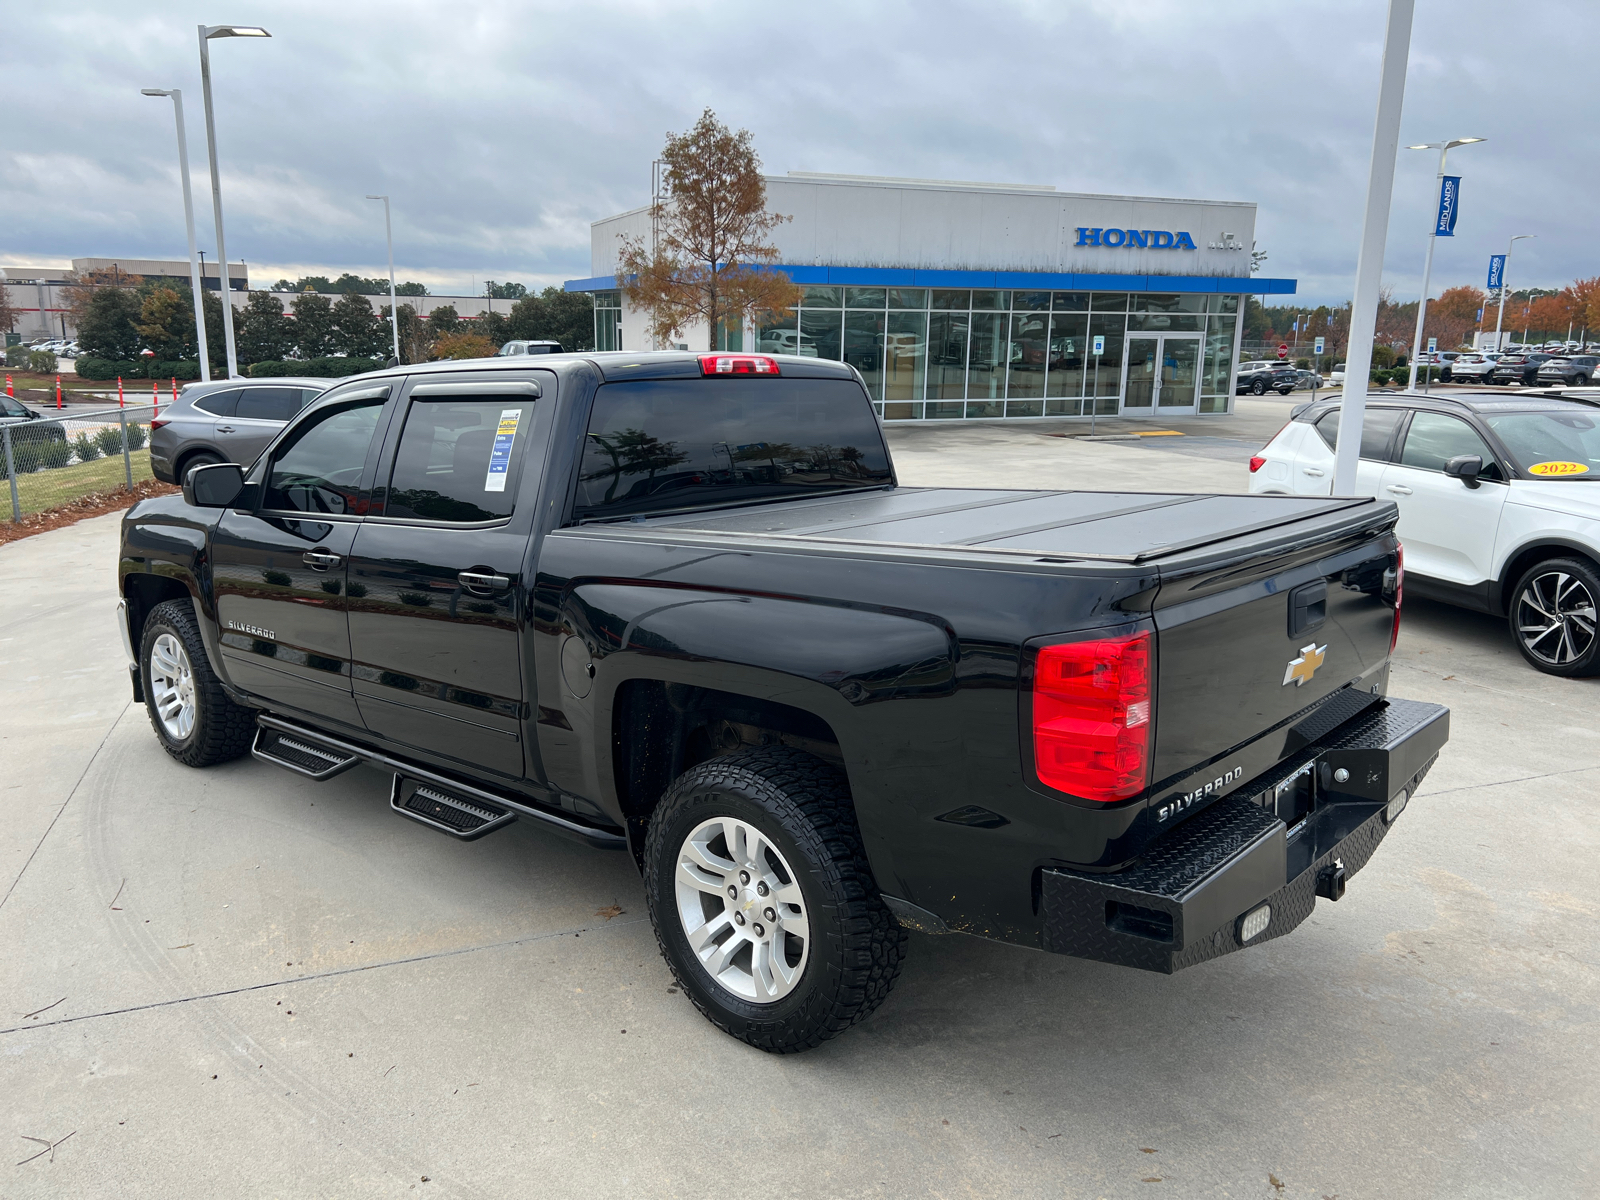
(3, 0), (1593, 304)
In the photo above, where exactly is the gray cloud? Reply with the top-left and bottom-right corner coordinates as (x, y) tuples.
(2, 0), (1590, 303)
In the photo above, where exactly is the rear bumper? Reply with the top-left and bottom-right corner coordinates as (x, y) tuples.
(1040, 697), (1448, 974)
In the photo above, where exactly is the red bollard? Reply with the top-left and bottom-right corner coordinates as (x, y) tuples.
(5, 374), (12, 397)
(56, 376), (62, 408)
(118, 376), (125, 407)
(171, 377), (178, 401)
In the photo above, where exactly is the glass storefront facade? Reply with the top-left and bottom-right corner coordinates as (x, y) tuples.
(593, 290), (622, 351)
(756, 287), (1239, 419)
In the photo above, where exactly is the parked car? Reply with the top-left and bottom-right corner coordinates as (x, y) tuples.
(1536, 355), (1600, 387)
(1249, 388), (1600, 674)
(1235, 360), (1298, 395)
(117, 349), (1446, 1051)
(1330, 363), (1347, 385)
(148, 378), (331, 484)
(1444, 353), (1501, 383)
(1490, 353), (1553, 385)
(759, 328), (821, 357)
(1294, 369), (1325, 390)
(0, 393), (69, 470)
(495, 340), (563, 357)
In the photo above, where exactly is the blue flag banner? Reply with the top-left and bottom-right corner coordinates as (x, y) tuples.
(1487, 254), (1506, 289)
(1435, 176), (1461, 237)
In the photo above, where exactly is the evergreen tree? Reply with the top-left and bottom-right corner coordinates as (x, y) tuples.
(429, 304), (460, 336)
(77, 288), (144, 359)
(332, 292), (384, 357)
(292, 292), (337, 358)
(237, 291), (292, 364)
(134, 285), (195, 361)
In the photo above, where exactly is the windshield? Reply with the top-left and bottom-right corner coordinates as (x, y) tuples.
(1485, 411), (1600, 479)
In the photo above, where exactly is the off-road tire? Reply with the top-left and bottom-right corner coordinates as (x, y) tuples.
(1508, 557), (1600, 677)
(644, 746), (905, 1053)
(140, 599), (256, 766)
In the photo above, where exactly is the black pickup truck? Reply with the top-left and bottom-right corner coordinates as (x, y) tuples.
(117, 350), (1448, 1052)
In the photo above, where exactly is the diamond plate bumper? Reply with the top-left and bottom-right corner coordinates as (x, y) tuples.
(1040, 697), (1448, 974)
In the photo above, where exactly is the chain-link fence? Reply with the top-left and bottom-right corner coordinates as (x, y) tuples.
(2, 403), (162, 521)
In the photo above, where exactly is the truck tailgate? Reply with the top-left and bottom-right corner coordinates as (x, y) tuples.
(1146, 499), (1400, 787)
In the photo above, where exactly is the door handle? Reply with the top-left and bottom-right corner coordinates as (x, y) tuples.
(303, 550), (342, 571)
(216, 424), (236, 433)
(458, 571), (510, 594)
(1302, 467), (1325, 477)
(1386, 484), (1412, 495)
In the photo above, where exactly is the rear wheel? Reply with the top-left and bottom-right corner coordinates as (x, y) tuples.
(1277, 386), (1294, 395)
(1509, 558), (1600, 676)
(1575, 374), (1590, 386)
(140, 599), (256, 765)
(644, 746), (905, 1053)
(176, 450), (222, 483)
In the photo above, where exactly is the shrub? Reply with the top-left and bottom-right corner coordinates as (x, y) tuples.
(247, 356), (379, 378)
(4, 346), (30, 369)
(431, 332), (497, 361)
(71, 432), (102, 462)
(35, 437), (72, 469)
(94, 426), (126, 456)
(74, 357), (140, 381)
(27, 350), (57, 374)
(126, 423), (148, 450)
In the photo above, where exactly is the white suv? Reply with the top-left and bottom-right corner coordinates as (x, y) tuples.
(1248, 391), (1600, 675)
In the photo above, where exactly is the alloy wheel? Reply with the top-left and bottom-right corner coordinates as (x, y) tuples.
(149, 632), (197, 740)
(1516, 571), (1598, 666)
(674, 816), (810, 1003)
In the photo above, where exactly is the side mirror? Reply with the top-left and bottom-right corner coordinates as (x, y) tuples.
(183, 461), (245, 508)
(1444, 454), (1483, 489)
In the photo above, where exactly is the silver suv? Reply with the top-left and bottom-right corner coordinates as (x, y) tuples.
(149, 378), (330, 484)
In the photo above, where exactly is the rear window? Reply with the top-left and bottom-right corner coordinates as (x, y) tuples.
(236, 387), (303, 422)
(193, 387), (242, 417)
(384, 397), (538, 523)
(573, 377), (892, 521)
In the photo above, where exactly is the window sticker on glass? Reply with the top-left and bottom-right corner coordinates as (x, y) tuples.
(1528, 460), (1589, 476)
(485, 408), (522, 492)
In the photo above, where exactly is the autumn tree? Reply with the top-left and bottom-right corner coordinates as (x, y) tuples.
(0, 283), (15, 334)
(135, 285), (196, 361)
(430, 331), (497, 360)
(615, 108), (800, 350)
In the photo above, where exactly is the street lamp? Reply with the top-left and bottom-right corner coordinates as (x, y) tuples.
(141, 88), (211, 382)
(1493, 235), (1535, 351)
(366, 195), (402, 364)
(198, 24), (271, 378)
(1405, 136), (1486, 390)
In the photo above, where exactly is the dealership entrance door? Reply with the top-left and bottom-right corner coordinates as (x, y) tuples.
(1122, 334), (1202, 415)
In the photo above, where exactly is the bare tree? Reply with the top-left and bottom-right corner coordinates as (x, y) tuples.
(615, 109), (800, 350)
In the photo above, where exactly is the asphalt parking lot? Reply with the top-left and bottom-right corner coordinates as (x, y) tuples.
(3, 413), (1596, 1198)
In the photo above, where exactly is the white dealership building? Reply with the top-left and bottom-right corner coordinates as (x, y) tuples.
(566, 172), (1296, 421)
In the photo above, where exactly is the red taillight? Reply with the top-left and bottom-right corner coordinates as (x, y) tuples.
(1249, 455), (1267, 473)
(1031, 631), (1152, 803)
(699, 353), (780, 376)
(1390, 544), (1404, 654)
(150, 417), (170, 430)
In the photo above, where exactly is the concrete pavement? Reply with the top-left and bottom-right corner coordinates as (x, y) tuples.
(2, 433), (1597, 1198)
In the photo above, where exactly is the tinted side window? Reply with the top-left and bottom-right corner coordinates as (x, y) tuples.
(1310, 407), (1402, 459)
(384, 397), (536, 523)
(1399, 412), (1498, 474)
(236, 387), (302, 422)
(573, 378), (893, 521)
(264, 400), (385, 515)
(299, 389), (324, 409)
(193, 387), (242, 417)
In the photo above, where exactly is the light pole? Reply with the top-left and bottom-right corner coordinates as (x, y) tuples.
(198, 24), (270, 378)
(141, 88), (211, 382)
(1404, 136), (1486, 390)
(1332, 0), (1414, 496)
(1493, 234), (1534, 352)
(366, 195), (402, 364)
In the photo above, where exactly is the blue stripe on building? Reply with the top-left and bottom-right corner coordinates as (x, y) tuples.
(565, 268), (1296, 295)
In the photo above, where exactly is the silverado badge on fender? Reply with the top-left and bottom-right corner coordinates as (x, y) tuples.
(1283, 642), (1326, 687)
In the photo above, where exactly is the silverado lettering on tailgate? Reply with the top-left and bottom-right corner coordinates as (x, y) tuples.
(1157, 766), (1244, 822)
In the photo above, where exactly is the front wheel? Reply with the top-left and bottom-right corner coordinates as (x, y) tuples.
(1575, 374), (1590, 386)
(140, 599), (256, 765)
(1250, 380), (1267, 395)
(644, 746), (905, 1053)
(1509, 558), (1600, 676)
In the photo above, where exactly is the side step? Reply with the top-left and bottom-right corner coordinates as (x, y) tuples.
(390, 775), (516, 841)
(253, 723), (361, 780)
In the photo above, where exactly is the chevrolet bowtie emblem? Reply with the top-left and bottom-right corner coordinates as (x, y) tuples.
(1283, 642), (1327, 687)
